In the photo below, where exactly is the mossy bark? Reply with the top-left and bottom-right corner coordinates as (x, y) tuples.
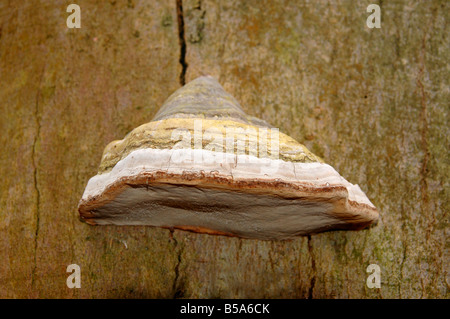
(0, 0), (447, 298)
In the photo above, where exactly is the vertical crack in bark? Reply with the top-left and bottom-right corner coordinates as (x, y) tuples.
(416, 7), (437, 298)
(268, 242), (276, 274)
(31, 64), (46, 290)
(307, 235), (316, 299)
(236, 238), (243, 263)
(398, 199), (409, 298)
(417, 28), (430, 231)
(171, 229), (184, 298)
(176, 0), (188, 85)
(399, 244), (407, 298)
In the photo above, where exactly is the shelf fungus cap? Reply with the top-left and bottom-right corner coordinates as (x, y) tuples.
(78, 76), (379, 240)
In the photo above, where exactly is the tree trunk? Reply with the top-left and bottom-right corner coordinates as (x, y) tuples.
(0, 0), (447, 298)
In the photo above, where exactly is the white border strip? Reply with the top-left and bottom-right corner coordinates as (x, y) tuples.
(81, 148), (375, 208)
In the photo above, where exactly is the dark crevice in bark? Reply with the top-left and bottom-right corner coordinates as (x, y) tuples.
(171, 229), (185, 298)
(176, 0), (188, 85)
(417, 5), (439, 233)
(307, 235), (316, 299)
(417, 34), (430, 227)
(416, 7), (438, 298)
(268, 241), (276, 274)
(31, 64), (46, 290)
(236, 238), (243, 263)
(399, 240), (407, 298)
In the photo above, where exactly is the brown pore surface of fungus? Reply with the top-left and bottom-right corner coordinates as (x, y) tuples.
(78, 76), (379, 240)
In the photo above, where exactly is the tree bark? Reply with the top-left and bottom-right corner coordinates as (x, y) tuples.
(0, 0), (447, 298)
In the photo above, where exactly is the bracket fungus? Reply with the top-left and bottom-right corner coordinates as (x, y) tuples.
(78, 76), (378, 240)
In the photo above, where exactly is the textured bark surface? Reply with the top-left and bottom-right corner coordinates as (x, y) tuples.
(0, 0), (448, 298)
